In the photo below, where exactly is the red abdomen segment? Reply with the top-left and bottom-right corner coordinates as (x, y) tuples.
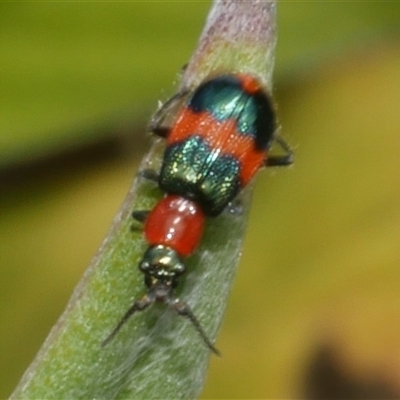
(144, 195), (205, 256)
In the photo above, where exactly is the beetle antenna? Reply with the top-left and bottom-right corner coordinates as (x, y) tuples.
(102, 294), (152, 346)
(102, 289), (220, 356)
(170, 298), (221, 356)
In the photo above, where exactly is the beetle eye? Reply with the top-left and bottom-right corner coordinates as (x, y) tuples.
(139, 260), (150, 272)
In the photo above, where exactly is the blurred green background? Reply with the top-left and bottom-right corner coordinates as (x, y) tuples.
(1, 2), (400, 398)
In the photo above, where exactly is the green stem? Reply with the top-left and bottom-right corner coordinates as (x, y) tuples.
(10, 1), (277, 399)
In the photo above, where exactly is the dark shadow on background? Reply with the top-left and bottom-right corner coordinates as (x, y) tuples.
(302, 343), (399, 400)
(1, 123), (148, 200)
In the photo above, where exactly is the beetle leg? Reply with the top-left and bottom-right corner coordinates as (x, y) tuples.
(139, 169), (159, 183)
(265, 137), (294, 167)
(148, 89), (190, 138)
(224, 198), (244, 216)
(131, 210), (150, 223)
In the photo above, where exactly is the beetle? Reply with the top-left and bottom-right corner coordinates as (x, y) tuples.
(103, 73), (293, 354)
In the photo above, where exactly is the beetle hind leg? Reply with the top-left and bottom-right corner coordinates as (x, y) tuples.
(148, 89), (190, 138)
(265, 137), (294, 167)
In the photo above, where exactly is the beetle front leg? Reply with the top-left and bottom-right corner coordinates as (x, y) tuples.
(131, 210), (150, 223)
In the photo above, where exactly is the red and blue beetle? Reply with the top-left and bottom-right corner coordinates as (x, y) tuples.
(103, 73), (293, 354)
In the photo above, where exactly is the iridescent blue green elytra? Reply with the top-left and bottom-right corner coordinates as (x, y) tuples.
(159, 74), (276, 216)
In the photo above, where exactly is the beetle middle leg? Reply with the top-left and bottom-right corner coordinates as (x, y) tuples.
(138, 169), (159, 183)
